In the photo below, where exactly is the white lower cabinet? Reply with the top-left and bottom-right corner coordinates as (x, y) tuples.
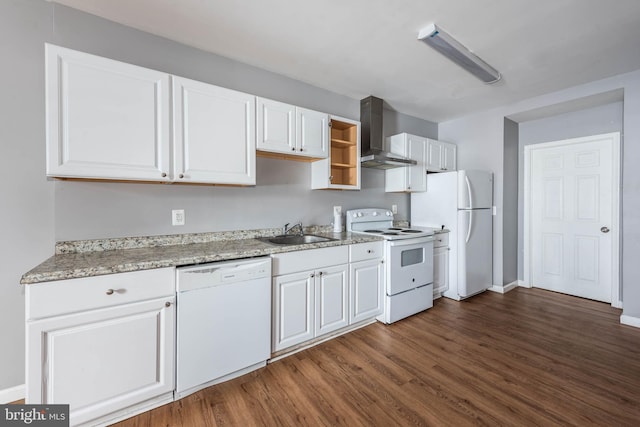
(314, 264), (349, 336)
(272, 262), (349, 352)
(433, 233), (450, 297)
(349, 241), (384, 323)
(26, 268), (175, 427)
(273, 271), (315, 351)
(349, 259), (384, 323)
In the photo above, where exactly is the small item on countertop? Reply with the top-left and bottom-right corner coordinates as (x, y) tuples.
(441, 225), (445, 231)
(333, 212), (343, 232)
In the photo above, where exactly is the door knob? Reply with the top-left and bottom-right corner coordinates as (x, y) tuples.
(601, 226), (610, 233)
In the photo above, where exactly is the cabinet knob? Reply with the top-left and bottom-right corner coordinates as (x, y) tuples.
(106, 288), (124, 295)
(329, 175), (333, 182)
(291, 147), (296, 151)
(106, 289), (114, 295)
(161, 172), (167, 178)
(299, 148), (303, 152)
(179, 174), (184, 179)
(310, 273), (315, 278)
(318, 271), (324, 276)
(367, 249), (373, 253)
(165, 301), (172, 307)
(381, 260), (384, 264)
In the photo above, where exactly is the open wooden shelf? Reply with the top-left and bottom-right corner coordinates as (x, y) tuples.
(329, 120), (358, 186)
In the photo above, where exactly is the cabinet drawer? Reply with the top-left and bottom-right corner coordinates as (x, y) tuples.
(26, 267), (175, 320)
(434, 232), (449, 248)
(272, 246), (348, 276)
(349, 241), (384, 263)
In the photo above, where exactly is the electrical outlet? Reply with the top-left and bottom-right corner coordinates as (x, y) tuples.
(172, 209), (185, 226)
(333, 206), (342, 215)
(391, 204), (398, 214)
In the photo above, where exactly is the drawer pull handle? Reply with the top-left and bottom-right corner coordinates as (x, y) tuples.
(106, 289), (114, 295)
(165, 301), (172, 307)
(105, 288), (125, 295)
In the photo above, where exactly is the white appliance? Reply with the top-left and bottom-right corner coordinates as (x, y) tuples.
(175, 257), (271, 399)
(346, 208), (435, 323)
(411, 170), (493, 300)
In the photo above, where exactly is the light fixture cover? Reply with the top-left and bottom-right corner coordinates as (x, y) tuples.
(418, 23), (501, 84)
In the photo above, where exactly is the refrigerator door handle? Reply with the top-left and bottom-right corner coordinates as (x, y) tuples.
(466, 210), (473, 243)
(465, 175), (473, 209)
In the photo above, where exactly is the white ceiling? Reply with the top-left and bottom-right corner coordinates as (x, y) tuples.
(51, 0), (640, 122)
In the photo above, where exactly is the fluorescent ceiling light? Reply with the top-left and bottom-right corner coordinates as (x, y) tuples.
(418, 23), (501, 84)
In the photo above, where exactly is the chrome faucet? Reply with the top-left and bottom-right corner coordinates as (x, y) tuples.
(283, 222), (304, 236)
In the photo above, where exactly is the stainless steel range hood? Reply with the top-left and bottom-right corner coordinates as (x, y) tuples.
(360, 96), (416, 169)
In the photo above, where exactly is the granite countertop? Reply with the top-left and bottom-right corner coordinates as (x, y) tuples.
(21, 228), (383, 285)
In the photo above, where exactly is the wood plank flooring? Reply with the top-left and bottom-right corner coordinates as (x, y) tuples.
(115, 288), (640, 426)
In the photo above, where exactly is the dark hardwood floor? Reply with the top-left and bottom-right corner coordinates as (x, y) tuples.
(113, 287), (640, 426)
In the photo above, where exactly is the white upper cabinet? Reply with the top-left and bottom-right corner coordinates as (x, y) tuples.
(256, 97), (328, 159)
(256, 98), (296, 153)
(173, 77), (256, 185)
(46, 44), (256, 185)
(385, 133), (427, 192)
(296, 107), (329, 158)
(426, 139), (457, 172)
(46, 44), (171, 181)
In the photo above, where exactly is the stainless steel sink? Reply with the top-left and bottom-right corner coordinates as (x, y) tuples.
(259, 234), (336, 245)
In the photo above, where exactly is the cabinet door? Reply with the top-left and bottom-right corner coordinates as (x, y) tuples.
(349, 259), (384, 323)
(256, 97), (296, 154)
(173, 76), (256, 185)
(407, 135), (427, 192)
(45, 44), (171, 181)
(26, 297), (175, 426)
(273, 272), (315, 351)
(296, 107), (329, 158)
(441, 142), (457, 171)
(426, 139), (443, 172)
(315, 264), (349, 336)
(433, 246), (449, 294)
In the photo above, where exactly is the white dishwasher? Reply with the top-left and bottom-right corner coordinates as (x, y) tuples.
(175, 257), (271, 399)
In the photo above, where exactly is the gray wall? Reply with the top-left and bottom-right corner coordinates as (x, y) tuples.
(503, 118), (519, 285)
(517, 102), (624, 280)
(0, 0), (439, 392)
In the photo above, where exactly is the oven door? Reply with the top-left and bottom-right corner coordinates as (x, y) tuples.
(386, 237), (434, 296)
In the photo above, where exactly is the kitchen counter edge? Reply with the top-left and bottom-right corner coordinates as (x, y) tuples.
(21, 232), (383, 285)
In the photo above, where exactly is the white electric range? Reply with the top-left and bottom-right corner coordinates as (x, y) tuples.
(346, 208), (435, 323)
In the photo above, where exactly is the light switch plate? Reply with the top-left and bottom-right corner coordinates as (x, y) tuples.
(492, 206), (497, 216)
(333, 206), (342, 215)
(392, 204), (398, 214)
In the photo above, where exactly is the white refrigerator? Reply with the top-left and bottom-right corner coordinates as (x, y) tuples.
(411, 170), (493, 300)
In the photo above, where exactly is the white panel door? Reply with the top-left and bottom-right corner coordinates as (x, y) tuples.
(26, 297), (175, 426)
(46, 44), (171, 181)
(256, 97), (296, 154)
(530, 134), (616, 302)
(173, 76), (256, 185)
(296, 107), (329, 158)
(315, 264), (349, 336)
(273, 272), (314, 351)
(349, 259), (384, 323)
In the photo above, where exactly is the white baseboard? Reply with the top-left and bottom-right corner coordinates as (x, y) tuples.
(0, 384), (25, 403)
(488, 281), (520, 294)
(620, 315), (640, 328)
(612, 300), (623, 309)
